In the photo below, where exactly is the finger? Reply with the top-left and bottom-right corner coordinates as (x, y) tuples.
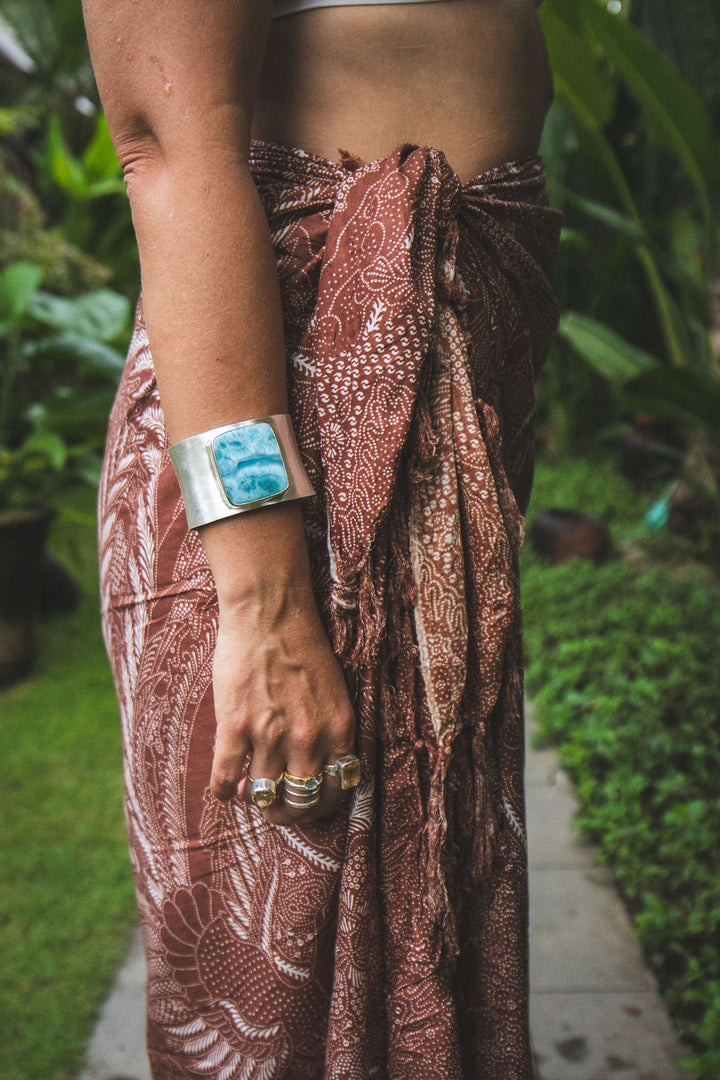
(243, 748), (286, 811)
(264, 751), (341, 826)
(210, 722), (251, 802)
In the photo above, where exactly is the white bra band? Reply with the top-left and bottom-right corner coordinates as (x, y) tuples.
(272, 0), (449, 19)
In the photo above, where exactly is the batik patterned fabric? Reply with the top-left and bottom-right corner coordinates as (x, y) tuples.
(98, 140), (561, 1080)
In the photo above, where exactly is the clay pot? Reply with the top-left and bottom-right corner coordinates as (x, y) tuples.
(0, 505), (55, 687)
(39, 553), (81, 615)
(529, 508), (611, 566)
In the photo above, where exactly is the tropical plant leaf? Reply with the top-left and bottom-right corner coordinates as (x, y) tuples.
(33, 389), (117, 444)
(559, 312), (659, 383)
(0, 263), (43, 334)
(20, 429), (67, 469)
(582, 0), (720, 203)
(85, 177), (127, 199)
(82, 114), (122, 183)
(539, 6), (614, 127)
(0, 104), (40, 137)
(27, 289), (131, 343)
(559, 190), (648, 243)
(44, 114), (86, 199)
(21, 333), (126, 378)
(542, 19), (696, 369)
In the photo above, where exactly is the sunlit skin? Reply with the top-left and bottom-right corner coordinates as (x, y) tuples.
(82, 0), (552, 826)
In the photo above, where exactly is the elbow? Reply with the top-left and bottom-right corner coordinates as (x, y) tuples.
(114, 119), (252, 208)
(114, 129), (166, 204)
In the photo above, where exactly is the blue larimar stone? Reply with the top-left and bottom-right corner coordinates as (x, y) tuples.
(213, 424), (289, 506)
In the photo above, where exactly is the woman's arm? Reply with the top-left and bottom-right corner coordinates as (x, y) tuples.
(83, 0), (355, 821)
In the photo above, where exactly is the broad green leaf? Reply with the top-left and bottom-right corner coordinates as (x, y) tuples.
(20, 429), (67, 469)
(561, 191), (648, 243)
(583, 0), (720, 199)
(539, 6), (614, 127)
(668, 210), (706, 288)
(552, 121), (693, 368)
(82, 114), (122, 182)
(543, 0), (587, 35)
(56, 504), (98, 527)
(86, 177), (128, 199)
(68, 450), (103, 486)
(45, 114), (86, 199)
(28, 290), (131, 343)
(33, 389), (115, 444)
(0, 263), (43, 331)
(559, 312), (659, 383)
(21, 333), (126, 378)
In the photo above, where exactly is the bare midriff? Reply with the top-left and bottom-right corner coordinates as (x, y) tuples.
(252, 0), (554, 184)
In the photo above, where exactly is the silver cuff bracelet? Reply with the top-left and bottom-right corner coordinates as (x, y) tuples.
(168, 414), (315, 530)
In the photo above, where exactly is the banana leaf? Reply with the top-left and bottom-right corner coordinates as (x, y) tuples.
(581, 0), (720, 215)
(540, 6), (614, 129)
(559, 312), (659, 383)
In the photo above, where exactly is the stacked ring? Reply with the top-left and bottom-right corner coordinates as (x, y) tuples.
(247, 773), (283, 809)
(282, 770), (323, 810)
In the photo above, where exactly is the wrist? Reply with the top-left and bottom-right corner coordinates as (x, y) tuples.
(200, 501), (317, 611)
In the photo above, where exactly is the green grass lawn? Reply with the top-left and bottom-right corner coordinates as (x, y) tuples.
(0, 491), (137, 1080)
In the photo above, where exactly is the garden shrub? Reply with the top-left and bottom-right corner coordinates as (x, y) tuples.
(522, 457), (720, 1078)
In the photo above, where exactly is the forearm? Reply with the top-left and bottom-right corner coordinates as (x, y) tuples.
(128, 151), (312, 601)
(129, 153), (287, 439)
(85, 0), (354, 816)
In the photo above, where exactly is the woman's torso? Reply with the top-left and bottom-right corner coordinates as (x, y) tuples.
(253, 0), (553, 184)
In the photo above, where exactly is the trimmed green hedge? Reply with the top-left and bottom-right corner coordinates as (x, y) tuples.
(522, 457), (720, 1078)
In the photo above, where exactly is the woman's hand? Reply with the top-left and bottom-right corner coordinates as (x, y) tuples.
(210, 584), (356, 825)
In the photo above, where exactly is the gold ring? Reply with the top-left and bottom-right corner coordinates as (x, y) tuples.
(282, 770), (324, 794)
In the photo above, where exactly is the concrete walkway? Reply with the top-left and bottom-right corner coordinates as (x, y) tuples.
(80, 713), (689, 1080)
(525, 714), (689, 1080)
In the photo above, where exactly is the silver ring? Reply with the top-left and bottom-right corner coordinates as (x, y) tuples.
(281, 784), (320, 802)
(322, 754), (361, 790)
(247, 773), (283, 809)
(282, 793), (321, 810)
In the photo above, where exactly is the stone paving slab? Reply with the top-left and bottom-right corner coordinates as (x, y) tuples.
(525, 741), (561, 788)
(531, 993), (688, 1080)
(80, 927), (151, 1080)
(526, 782), (595, 870)
(525, 711), (689, 1080)
(529, 867), (657, 993)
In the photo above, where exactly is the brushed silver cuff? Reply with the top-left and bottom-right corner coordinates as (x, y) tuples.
(168, 414), (314, 530)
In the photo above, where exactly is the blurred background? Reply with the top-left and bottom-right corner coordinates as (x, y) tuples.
(1, 0), (718, 1077)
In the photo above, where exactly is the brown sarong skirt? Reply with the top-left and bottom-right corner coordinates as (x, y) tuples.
(98, 140), (561, 1080)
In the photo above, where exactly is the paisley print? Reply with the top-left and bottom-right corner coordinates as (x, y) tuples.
(98, 140), (561, 1079)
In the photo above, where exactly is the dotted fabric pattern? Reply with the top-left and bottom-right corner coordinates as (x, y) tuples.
(98, 140), (561, 1079)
